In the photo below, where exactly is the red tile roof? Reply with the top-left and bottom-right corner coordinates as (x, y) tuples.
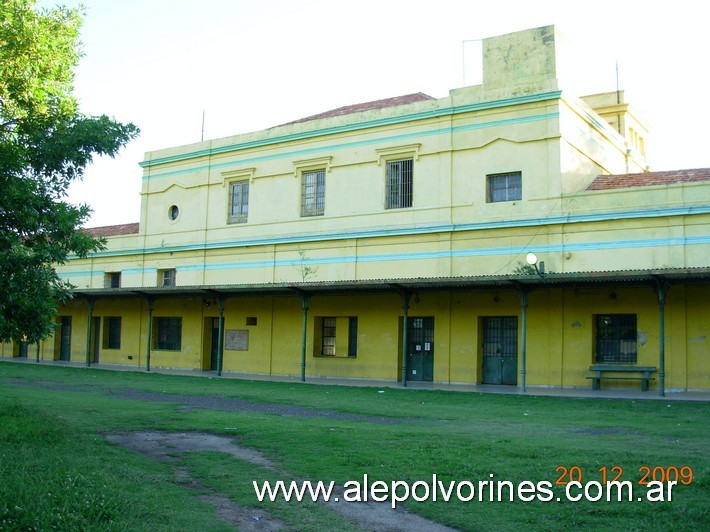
(587, 168), (710, 191)
(84, 222), (140, 237)
(281, 92), (435, 126)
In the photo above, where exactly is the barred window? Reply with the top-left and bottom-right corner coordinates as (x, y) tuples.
(322, 317), (336, 356)
(487, 171), (522, 203)
(595, 314), (637, 363)
(103, 317), (122, 349)
(386, 158), (413, 209)
(229, 180), (249, 223)
(301, 169), (325, 217)
(154, 317), (182, 351)
(315, 317), (358, 357)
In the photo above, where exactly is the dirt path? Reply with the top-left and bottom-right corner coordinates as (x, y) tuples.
(106, 431), (286, 530)
(7, 377), (454, 530)
(106, 431), (456, 532)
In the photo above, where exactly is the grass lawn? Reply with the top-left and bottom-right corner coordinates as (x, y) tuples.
(0, 362), (707, 531)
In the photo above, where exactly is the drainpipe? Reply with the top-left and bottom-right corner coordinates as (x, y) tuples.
(216, 296), (225, 376)
(145, 297), (154, 372)
(85, 297), (94, 367)
(515, 286), (528, 393)
(656, 281), (667, 397)
(299, 292), (310, 382)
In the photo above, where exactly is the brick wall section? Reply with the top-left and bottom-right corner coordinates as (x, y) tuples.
(587, 168), (710, 190)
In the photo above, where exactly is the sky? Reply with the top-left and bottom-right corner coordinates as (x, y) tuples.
(38, 0), (710, 228)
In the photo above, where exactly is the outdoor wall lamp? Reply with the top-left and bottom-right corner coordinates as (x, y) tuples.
(526, 252), (545, 277)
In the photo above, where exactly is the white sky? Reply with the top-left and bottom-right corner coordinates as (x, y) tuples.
(39, 0), (710, 227)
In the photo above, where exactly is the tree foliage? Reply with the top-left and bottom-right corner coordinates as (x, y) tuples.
(0, 0), (139, 343)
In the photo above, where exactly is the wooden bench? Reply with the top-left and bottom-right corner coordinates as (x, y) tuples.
(587, 364), (657, 391)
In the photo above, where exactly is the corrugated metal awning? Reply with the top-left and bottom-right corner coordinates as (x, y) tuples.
(72, 267), (710, 299)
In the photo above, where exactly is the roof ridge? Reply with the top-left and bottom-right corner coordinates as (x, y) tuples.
(279, 92), (435, 126)
(84, 222), (140, 237)
(587, 168), (710, 191)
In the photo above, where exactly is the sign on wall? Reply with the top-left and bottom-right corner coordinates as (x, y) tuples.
(225, 329), (249, 351)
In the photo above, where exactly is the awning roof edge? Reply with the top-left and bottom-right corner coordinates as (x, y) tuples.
(71, 267), (710, 299)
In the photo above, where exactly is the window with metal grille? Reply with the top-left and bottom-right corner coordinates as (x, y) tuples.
(301, 169), (325, 217)
(228, 180), (249, 223)
(321, 317), (336, 356)
(386, 158), (413, 209)
(487, 171), (522, 203)
(154, 317), (182, 351)
(159, 269), (176, 287)
(103, 316), (122, 349)
(482, 316), (518, 357)
(595, 314), (637, 363)
(348, 317), (358, 357)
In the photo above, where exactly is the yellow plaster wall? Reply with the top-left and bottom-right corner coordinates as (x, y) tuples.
(3, 282), (708, 390)
(219, 296), (274, 374)
(148, 298), (204, 369)
(685, 285), (710, 390)
(307, 294), (402, 381)
(91, 299), (145, 366)
(560, 287), (661, 388)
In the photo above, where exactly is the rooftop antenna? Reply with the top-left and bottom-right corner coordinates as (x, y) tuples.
(201, 109), (205, 142)
(615, 61), (622, 135)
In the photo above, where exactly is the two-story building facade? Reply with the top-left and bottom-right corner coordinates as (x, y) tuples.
(3, 25), (709, 393)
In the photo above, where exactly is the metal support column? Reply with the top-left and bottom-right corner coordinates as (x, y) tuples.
(656, 281), (667, 397)
(516, 286), (528, 393)
(145, 297), (154, 372)
(299, 292), (310, 382)
(216, 296), (225, 376)
(396, 288), (411, 387)
(85, 298), (94, 367)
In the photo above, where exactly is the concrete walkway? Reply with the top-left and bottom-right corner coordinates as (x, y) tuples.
(2, 356), (709, 402)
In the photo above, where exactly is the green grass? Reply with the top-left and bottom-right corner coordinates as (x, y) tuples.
(0, 361), (708, 531)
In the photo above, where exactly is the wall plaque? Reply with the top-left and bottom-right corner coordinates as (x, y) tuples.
(225, 329), (249, 351)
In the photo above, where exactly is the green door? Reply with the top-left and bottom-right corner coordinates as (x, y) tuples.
(59, 317), (72, 361)
(18, 340), (28, 357)
(406, 317), (434, 382)
(482, 316), (518, 385)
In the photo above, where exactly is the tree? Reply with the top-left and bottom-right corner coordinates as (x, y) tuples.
(0, 0), (139, 343)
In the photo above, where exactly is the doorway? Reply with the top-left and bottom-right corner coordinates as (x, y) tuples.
(209, 318), (224, 371)
(406, 317), (434, 382)
(59, 316), (72, 361)
(481, 316), (518, 385)
(91, 316), (101, 363)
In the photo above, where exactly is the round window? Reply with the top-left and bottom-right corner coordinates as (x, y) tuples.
(169, 205), (179, 221)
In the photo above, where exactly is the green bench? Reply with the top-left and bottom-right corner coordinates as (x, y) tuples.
(587, 364), (657, 391)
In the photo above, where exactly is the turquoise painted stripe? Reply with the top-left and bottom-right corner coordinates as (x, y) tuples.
(59, 234), (710, 279)
(141, 111), (559, 181)
(140, 91), (562, 169)
(81, 204), (710, 260)
(123, 268), (157, 275)
(182, 234), (710, 271)
(59, 270), (98, 277)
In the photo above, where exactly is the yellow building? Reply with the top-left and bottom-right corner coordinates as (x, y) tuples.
(4, 25), (709, 394)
